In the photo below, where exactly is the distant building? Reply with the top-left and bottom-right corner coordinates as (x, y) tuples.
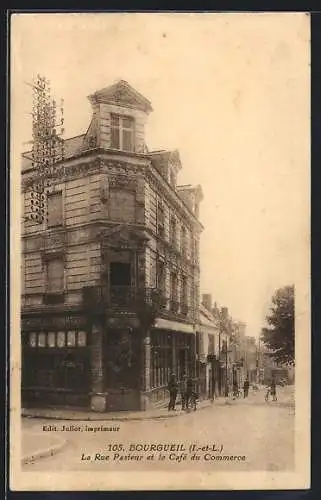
(21, 80), (204, 412)
(197, 300), (220, 399)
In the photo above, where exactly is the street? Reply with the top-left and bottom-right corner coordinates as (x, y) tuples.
(22, 387), (294, 472)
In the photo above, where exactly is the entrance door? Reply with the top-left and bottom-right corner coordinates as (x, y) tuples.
(104, 328), (140, 411)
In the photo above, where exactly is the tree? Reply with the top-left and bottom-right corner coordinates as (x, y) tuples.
(261, 285), (295, 366)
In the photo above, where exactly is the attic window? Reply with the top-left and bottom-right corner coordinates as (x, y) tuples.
(111, 114), (135, 152)
(170, 170), (176, 188)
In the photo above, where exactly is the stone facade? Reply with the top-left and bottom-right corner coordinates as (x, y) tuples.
(21, 80), (203, 411)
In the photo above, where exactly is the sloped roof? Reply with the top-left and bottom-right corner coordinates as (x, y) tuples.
(88, 80), (153, 113)
(22, 134), (86, 171)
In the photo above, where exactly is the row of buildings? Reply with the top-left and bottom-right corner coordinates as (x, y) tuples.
(20, 79), (287, 413)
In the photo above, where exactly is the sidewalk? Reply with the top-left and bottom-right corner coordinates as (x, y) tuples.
(22, 431), (67, 465)
(22, 398), (215, 422)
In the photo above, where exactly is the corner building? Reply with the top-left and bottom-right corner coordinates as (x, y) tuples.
(21, 80), (203, 412)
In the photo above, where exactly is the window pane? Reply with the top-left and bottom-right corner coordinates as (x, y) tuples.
(47, 192), (63, 227)
(67, 330), (76, 347)
(77, 331), (87, 346)
(111, 114), (120, 127)
(122, 117), (133, 129)
(109, 188), (135, 222)
(48, 332), (56, 347)
(47, 258), (64, 292)
(57, 331), (65, 347)
(29, 332), (37, 347)
(111, 126), (120, 149)
(38, 333), (46, 347)
(122, 129), (133, 152)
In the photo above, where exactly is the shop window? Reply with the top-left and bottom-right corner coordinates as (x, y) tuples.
(48, 332), (56, 348)
(29, 332), (37, 347)
(38, 333), (46, 347)
(77, 331), (87, 347)
(57, 331), (65, 348)
(67, 331), (76, 347)
(47, 191), (63, 227)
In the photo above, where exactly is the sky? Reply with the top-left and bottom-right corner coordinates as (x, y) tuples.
(11, 13), (310, 337)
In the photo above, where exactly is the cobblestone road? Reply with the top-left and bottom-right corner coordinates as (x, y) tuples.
(22, 387), (295, 472)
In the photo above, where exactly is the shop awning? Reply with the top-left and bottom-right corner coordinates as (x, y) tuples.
(154, 317), (195, 334)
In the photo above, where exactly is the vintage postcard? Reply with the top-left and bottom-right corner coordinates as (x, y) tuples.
(10, 12), (310, 491)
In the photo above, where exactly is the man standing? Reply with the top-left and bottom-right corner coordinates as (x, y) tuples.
(179, 374), (188, 410)
(243, 379), (250, 398)
(270, 377), (277, 401)
(167, 373), (178, 411)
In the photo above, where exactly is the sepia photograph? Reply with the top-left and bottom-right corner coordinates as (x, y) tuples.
(10, 12), (310, 491)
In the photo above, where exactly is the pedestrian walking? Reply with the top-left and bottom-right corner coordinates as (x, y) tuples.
(270, 378), (277, 401)
(233, 380), (239, 399)
(265, 378), (277, 402)
(243, 379), (250, 398)
(179, 374), (188, 410)
(167, 373), (178, 411)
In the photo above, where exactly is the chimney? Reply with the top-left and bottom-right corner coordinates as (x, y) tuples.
(202, 294), (212, 311)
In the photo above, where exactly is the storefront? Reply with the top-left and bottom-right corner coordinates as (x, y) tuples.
(21, 312), (90, 407)
(149, 318), (196, 406)
(21, 310), (197, 411)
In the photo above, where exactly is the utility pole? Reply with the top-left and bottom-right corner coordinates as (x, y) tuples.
(24, 75), (65, 223)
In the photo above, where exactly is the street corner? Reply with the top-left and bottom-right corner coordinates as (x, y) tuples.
(22, 431), (68, 465)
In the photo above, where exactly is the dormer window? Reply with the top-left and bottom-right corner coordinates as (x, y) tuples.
(111, 114), (135, 152)
(170, 170), (176, 188)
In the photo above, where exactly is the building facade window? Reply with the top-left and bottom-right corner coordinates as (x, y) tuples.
(208, 334), (215, 355)
(157, 202), (165, 238)
(156, 259), (166, 295)
(170, 272), (178, 313)
(180, 275), (188, 315)
(111, 114), (135, 152)
(47, 191), (63, 228)
(46, 257), (64, 293)
(181, 226), (187, 257)
(109, 188), (136, 222)
(170, 216), (176, 246)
